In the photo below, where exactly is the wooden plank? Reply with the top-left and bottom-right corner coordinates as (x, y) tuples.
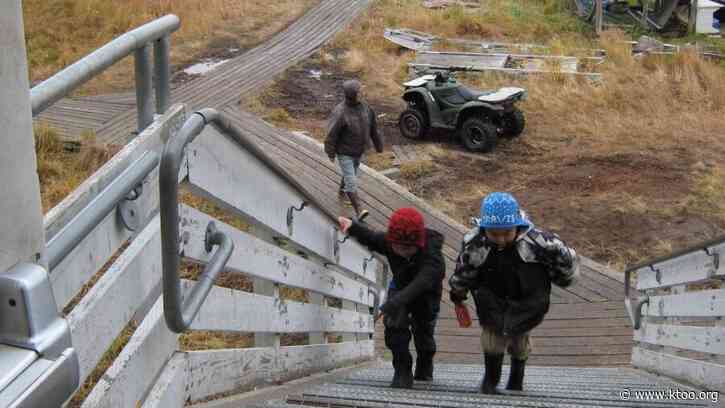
(186, 280), (374, 333)
(438, 301), (628, 320)
(186, 125), (376, 283)
(635, 323), (725, 355)
(433, 335), (632, 355)
(82, 297), (178, 408)
(436, 316), (631, 329)
(574, 275), (624, 300)
(416, 51), (510, 69)
(637, 249), (718, 290)
(383, 28), (435, 51)
(180, 205), (374, 307)
(645, 289), (725, 318)
(140, 352), (187, 408)
(391, 145), (405, 166)
(47, 105), (186, 309)
(67, 216), (162, 381)
(558, 280), (609, 302)
(435, 352), (632, 366)
(423, 0), (481, 9)
(185, 340), (374, 403)
(434, 326), (633, 338)
(632, 346), (725, 392)
(433, 332), (632, 347)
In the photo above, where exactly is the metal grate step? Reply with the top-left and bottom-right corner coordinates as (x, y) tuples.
(261, 363), (715, 408)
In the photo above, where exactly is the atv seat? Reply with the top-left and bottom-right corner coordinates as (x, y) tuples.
(435, 86), (488, 108)
(457, 86), (489, 101)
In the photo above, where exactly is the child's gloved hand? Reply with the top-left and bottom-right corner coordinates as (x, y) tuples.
(455, 303), (472, 328)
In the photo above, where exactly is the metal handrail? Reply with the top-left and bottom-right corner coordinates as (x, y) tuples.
(159, 111), (233, 333)
(159, 108), (383, 332)
(623, 234), (725, 330)
(30, 15), (180, 133)
(45, 151), (159, 270)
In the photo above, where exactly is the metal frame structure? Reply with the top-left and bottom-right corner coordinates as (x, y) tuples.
(30, 15), (179, 133)
(624, 233), (725, 329)
(0, 9), (180, 406)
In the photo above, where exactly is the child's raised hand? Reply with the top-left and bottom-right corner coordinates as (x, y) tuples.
(338, 216), (352, 234)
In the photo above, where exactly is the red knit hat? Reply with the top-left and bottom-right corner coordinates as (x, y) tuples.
(386, 208), (426, 248)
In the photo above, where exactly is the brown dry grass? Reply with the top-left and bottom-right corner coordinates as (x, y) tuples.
(35, 125), (118, 212)
(327, 0), (593, 99)
(365, 151), (397, 170)
(24, 0), (318, 94)
(180, 331), (253, 351)
(399, 159), (437, 179)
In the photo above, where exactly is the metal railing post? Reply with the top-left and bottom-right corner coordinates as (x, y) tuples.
(154, 35), (171, 114)
(31, 15), (180, 117)
(134, 44), (154, 133)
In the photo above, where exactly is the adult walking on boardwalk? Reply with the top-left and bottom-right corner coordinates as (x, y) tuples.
(338, 208), (445, 389)
(325, 79), (384, 219)
(449, 192), (580, 394)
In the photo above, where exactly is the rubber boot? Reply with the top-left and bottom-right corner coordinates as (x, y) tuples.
(391, 351), (413, 389)
(480, 353), (503, 394)
(390, 355), (401, 388)
(346, 191), (368, 219)
(506, 357), (526, 391)
(338, 178), (346, 199)
(414, 352), (434, 381)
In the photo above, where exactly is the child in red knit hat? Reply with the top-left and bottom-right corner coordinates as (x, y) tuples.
(339, 207), (445, 389)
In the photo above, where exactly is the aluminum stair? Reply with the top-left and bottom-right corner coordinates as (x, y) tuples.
(249, 363), (716, 408)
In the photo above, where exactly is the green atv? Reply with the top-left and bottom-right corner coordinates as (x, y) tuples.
(398, 72), (527, 153)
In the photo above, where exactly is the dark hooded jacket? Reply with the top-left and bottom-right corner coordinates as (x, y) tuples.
(449, 217), (579, 336)
(347, 222), (445, 319)
(324, 98), (383, 158)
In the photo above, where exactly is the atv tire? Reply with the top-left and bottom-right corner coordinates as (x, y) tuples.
(501, 109), (525, 138)
(460, 117), (498, 153)
(398, 109), (428, 140)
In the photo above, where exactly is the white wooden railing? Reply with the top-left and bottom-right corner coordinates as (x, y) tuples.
(627, 237), (725, 393)
(45, 104), (382, 407)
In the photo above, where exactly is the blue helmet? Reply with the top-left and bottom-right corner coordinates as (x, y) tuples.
(479, 192), (529, 230)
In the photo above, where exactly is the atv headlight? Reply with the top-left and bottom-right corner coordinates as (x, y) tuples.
(519, 90), (528, 101)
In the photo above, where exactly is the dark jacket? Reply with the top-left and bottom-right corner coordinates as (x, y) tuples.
(449, 221), (579, 336)
(325, 101), (383, 158)
(347, 222), (445, 318)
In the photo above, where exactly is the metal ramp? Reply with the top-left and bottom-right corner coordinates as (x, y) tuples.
(249, 363), (716, 407)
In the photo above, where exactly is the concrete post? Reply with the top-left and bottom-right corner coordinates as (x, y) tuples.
(0, 1), (45, 271)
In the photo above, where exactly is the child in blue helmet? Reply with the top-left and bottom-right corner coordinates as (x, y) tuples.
(449, 192), (579, 394)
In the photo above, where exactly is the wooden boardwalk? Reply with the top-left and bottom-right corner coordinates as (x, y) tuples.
(34, 0), (371, 144)
(36, 0), (631, 367)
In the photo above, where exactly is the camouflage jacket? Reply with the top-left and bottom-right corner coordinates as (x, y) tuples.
(448, 217), (580, 334)
(449, 218), (580, 299)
